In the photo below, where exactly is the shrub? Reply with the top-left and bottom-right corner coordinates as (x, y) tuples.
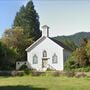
(83, 66), (90, 72)
(64, 59), (76, 70)
(73, 66), (90, 72)
(24, 69), (31, 75)
(19, 64), (28, 70)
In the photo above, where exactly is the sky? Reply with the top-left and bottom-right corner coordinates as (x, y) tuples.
(0, 0), (90, 38)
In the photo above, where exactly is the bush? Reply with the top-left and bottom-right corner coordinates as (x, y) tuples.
(24, 69), (31, 75)
(84, 66), (90, 72)
(73, 66), (90, 72)
(19, 64), (28, 70)
(64, 59), (76, 70)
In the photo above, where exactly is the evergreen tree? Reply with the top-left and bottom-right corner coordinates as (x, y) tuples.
(13, 0), (41, 40)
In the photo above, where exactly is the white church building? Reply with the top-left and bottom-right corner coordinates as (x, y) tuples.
(16, 25), (72, 71)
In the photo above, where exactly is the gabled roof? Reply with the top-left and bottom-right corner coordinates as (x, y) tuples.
(49, 38), (73, 51)
(25, 36), (46, 52)
(25, 36), (73, 52)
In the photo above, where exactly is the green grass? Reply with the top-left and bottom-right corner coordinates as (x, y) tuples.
(0, 76), (90, 90)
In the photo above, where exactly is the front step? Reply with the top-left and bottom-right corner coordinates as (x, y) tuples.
(38, 67), (47, 71)
(42, 67), (47, 71)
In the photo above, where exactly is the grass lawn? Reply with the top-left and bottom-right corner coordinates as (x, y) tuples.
(0, 75), (90, 90)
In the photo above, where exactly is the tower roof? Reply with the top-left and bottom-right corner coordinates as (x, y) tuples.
(42, 25), (49, 29)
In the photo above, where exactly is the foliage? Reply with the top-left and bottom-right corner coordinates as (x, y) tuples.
(65, 38), (90, 70)
(24, 69), (31, 75)
(19, 64), (31, 75)
(64, 53), (77, 70)
(73, 66), (90, 72)
(19, 64), (28, 70)
(13, 0), (41, 41)
(75, 47), (89, 67)
(0, 41), (17, 70)
(86, 40), (90, 58)
(62, 39), (77, 50)
(54, 32), (90, 47)
(0, 0), (42, 70)
(2, 27), (33, 62)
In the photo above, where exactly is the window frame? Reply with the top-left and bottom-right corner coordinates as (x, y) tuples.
(33, 54), (38, 64)
(43, 50), (47, 57)
(52, 53), (58, 64)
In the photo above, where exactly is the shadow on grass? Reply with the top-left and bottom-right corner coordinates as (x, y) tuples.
(0, 85), (47, 90)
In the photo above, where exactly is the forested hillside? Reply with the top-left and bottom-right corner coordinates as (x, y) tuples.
(54, 32), (90, 46)
(53, 32), (90, 50)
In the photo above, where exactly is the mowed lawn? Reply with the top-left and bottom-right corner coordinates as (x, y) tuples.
(0, 76), (90, 90)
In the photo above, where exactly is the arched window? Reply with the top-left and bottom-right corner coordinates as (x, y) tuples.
(43, 50), (47, 57)
(52, 53), (58, 64)
(33, 54), (38, 64)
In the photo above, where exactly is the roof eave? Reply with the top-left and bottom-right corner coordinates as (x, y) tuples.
(25, 36), (46, 52)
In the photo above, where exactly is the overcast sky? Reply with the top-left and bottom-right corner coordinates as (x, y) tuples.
(0, 0), (90, 37)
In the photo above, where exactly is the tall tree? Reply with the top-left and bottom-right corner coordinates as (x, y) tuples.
(13, 0), (41, 41)
(2, 27), (33, 61)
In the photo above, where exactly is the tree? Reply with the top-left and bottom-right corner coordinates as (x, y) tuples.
(65, 39), (90, 69)
(75, 47), (89, 67)
(81, 38), (88, 47)
(0, 41), (17, 70)
(86, 40), (90, 59)
(2, 27), (33, 61)
(13, 0), (41, 41)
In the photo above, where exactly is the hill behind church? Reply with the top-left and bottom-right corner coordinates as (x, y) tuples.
(53, 32), (90, 49)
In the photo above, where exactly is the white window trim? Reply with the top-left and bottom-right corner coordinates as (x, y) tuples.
(33, 54), (38, 64)
(52, 53), (58, 64)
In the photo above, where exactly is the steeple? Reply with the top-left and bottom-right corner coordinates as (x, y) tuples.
(42, 25), (49, 37)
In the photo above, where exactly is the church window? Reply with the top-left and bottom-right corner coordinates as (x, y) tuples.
(33, 54), (38, 64)
(43, 50), (47, 57)
(52, 53), (58, 64)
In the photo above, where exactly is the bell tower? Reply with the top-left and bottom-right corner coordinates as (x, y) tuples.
(42, 25), (49, 37)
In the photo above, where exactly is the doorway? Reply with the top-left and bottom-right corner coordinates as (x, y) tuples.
(42, 58), (48, 68)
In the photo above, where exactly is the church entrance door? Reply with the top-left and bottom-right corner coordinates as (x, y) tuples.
(42, 58), (48, 68)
